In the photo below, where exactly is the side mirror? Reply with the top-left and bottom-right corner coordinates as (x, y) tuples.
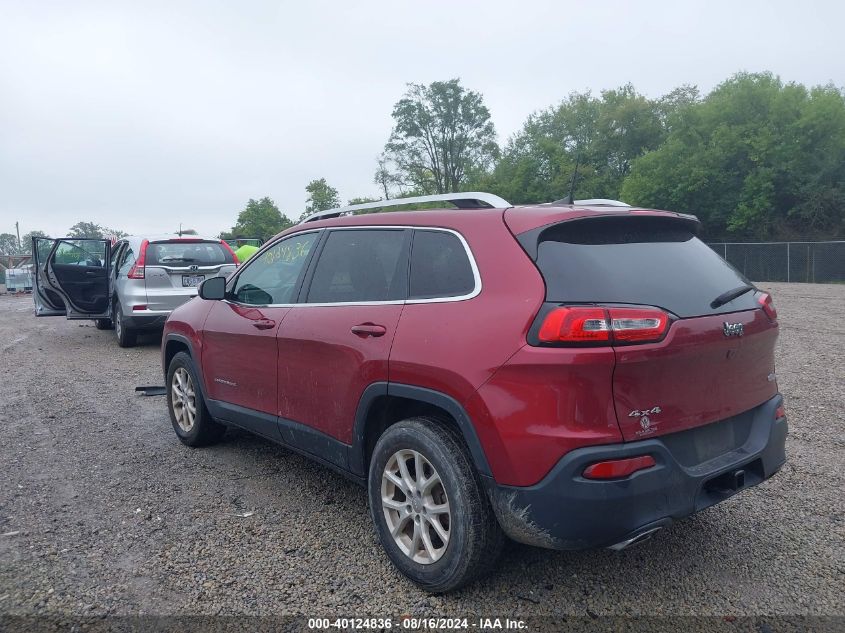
(198, 276), (226, 300)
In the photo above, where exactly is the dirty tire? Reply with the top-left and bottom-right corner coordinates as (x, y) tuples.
(368, 417), (504, 593)
(94, 318), (113, 330)
(166, 351), (225, 447)
(113, 301), (137, 348)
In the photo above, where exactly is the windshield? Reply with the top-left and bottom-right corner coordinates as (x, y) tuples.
(147, 241), (234, 266)
(530, 216), (758, 318)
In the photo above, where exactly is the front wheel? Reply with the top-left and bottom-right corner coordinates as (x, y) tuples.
(166, 351), (225, 446)
(368, 417), (504, 593)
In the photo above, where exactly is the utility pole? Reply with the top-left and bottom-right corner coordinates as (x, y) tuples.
(15, 221), (20, 250)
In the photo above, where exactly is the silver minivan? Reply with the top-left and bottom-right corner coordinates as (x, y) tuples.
(33, 235), (237, 346)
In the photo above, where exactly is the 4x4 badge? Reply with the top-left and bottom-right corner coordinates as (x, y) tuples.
(628, 406), (662, 418)
(629, 406), (661, 435)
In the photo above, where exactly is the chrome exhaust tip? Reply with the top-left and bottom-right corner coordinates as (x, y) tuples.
(607, 526), (663, 551)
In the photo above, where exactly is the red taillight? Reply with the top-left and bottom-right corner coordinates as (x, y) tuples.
(775, 404), (786, 419)
(583, 455), (656, 480)
(758, 293), (777, 321)
(538, 307), (610, 343)
(220, 240), (239, 265)
(132, 305), (147, 311)
(538, 306), (669, 345)
(127, 239), (149, 279)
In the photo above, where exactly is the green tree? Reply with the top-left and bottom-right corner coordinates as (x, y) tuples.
(381, 79), (499, 195)
(21, 230), (49, 255)
(374, 153), (404, 199)
(305, 178), (341, 213)
(621, 72), (845, 239)
(66, 222), (126, 240)
(0, 233), (21, 255)
(490, 85), (665, 204)
(656, 85), (701, 132)
(67, 221), (104, 239)
(223, 197), (292, 241)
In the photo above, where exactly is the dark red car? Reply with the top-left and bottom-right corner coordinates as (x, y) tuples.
(162, 193), (787, 592)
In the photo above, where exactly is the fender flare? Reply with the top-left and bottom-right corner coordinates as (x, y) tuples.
(162, 333), (209, 400)
(349, 382), (492, 479)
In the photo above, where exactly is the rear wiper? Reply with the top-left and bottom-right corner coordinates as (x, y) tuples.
(710, 284), (754, 309)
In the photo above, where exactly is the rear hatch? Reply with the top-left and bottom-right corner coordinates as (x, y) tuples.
(144, 239), (237, 311)
(516, 213), (779, 441)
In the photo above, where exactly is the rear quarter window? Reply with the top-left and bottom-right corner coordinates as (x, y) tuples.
(527, 216), (757, 318)
(118, 247), (135, 276)
(409, 230), (475, 299)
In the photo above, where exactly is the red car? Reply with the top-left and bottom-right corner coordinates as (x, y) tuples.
(162, 193), (787, 592)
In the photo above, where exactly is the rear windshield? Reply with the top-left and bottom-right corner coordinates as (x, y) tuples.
(528, 216), (757, 318)
(147, 241), (234, 266)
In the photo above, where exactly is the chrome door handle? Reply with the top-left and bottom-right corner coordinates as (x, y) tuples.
(351, 323), (387, 337)
(252, 319), (276, 330)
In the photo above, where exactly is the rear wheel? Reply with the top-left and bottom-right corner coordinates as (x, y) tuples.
(113, 301), (137, 347)
(166, 351), (225, 446)
(368, 417), (504, 593)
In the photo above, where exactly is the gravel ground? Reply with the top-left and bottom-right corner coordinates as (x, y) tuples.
(0, 282), (843, 620)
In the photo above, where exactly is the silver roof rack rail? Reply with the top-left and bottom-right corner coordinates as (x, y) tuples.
(548, 197), (631, 207)
(299, 192), (511, 224)
(572, 198), (630, 207)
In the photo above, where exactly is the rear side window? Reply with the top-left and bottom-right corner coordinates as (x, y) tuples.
(409, 230), (475, 299)
(307, 229), (406, 303)
(529, 216), (756, 318)
(147, 241), (234, 266)
(118, 247), (135, 276)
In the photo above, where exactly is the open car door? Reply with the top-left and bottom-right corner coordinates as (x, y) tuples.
(33, 237), (65, 316)
(33, 237), (111, 319)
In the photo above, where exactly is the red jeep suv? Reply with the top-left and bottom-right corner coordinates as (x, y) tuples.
(162, 193), (787, 592)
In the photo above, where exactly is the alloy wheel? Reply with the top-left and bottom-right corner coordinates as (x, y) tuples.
(381, 449), (451, 564)
(171, 367), (197, 432)
(114, 308), (122, 338)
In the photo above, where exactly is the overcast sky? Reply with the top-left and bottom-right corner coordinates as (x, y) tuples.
(1, 0), (843, 239)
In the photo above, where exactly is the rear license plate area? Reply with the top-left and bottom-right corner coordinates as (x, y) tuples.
(182, 274), (205, 287)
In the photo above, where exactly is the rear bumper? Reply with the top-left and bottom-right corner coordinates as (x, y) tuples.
(123, 309), (171, 330)
(484, 394), (787, 550)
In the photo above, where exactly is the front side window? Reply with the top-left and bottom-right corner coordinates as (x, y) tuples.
(409, 230), (475, 299)
(306, 229), (407, 303)
(52, 240), (107, 267)
(34, 238), (54, 263)
(232, 232), (318, 305)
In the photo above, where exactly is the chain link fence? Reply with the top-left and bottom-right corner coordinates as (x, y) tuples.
(707, 241), (845, 283)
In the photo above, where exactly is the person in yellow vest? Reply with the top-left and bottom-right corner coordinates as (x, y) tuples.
(233, 244), (259, 263)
